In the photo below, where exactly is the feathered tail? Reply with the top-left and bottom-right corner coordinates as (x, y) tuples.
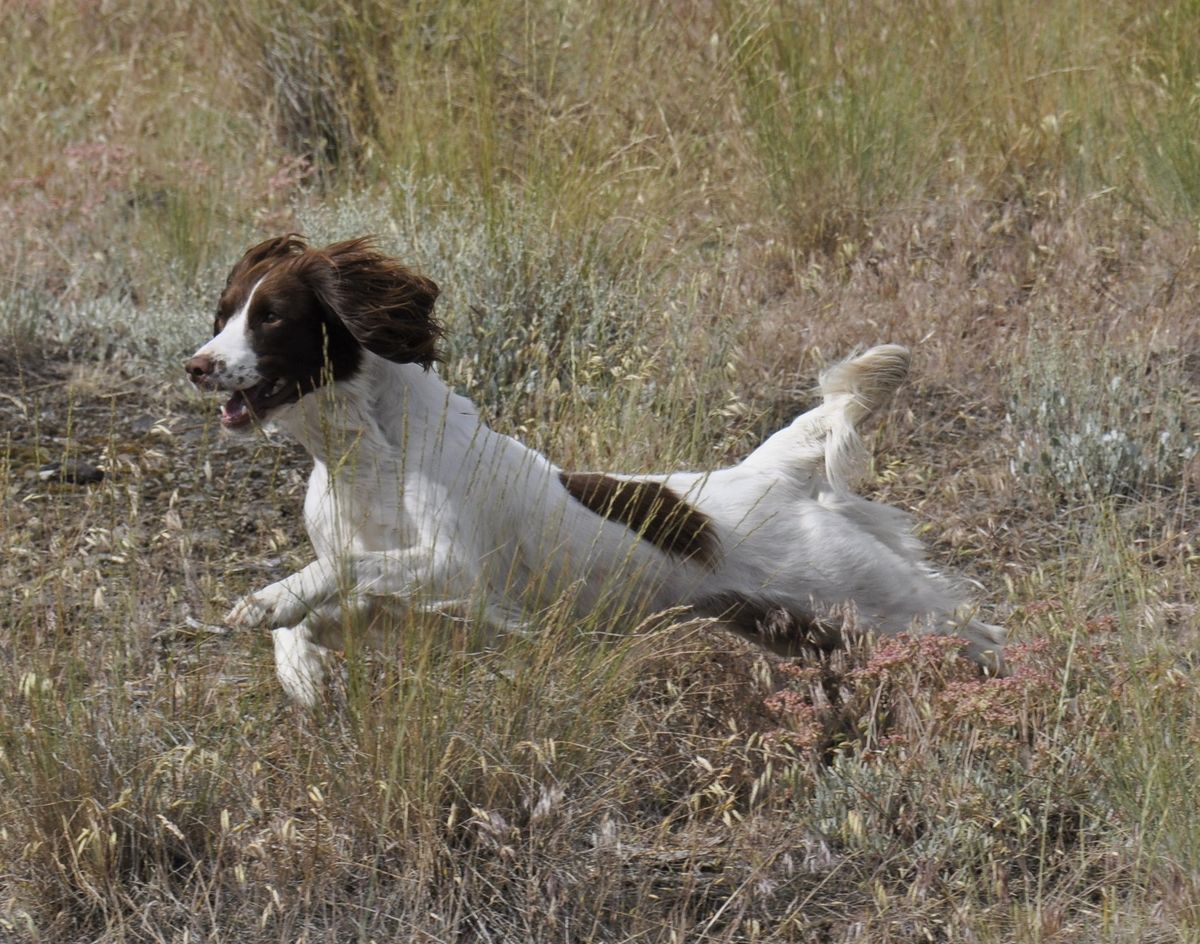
(739, 344), (910, 490)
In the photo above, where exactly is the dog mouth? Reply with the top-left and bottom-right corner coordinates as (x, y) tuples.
(220, 377), (302, 429)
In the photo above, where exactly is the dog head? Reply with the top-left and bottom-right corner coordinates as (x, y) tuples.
(184, 235), (441, 430)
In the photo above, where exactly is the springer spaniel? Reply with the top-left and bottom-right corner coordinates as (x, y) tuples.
(185, 235), (1005, 706)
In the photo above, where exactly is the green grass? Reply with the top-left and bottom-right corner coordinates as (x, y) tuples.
(2, 0), (1200, 940)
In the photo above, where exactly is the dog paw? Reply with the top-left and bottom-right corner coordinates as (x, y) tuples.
(226, 583), (307, 629)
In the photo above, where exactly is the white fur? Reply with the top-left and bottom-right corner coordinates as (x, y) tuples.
(194, 325), (1005, 706)
(192, 279), (265, 389)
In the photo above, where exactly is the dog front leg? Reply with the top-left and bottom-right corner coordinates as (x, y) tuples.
(226, 557), (341, 630)
(227, 546), (462, 630)
(272, 618), (332, 708)
(343, 547), (465, 599)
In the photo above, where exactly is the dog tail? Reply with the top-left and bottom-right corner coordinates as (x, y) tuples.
(819, 344), (910, 488)
(739, 345), (910, 490)
(818, 344), (910, 426)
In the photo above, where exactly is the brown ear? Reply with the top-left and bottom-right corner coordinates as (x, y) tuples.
(227, 234), (307, 287)
(305, 238), (442, 368)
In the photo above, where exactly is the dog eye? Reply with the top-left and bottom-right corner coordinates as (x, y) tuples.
(261, 310), (282, 326)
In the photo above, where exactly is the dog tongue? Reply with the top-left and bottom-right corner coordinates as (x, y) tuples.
(221, 392), (252, 428)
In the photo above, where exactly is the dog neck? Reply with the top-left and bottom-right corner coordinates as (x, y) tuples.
(270, 351), (482, 466)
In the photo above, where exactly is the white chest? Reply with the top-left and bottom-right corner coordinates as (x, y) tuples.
(302, 458), (420, 557)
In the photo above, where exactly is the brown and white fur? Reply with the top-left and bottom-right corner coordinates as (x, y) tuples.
(185, 235), (1005, 707)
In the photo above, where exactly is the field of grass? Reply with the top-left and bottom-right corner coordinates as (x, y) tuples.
(2, 1), (1199, 940)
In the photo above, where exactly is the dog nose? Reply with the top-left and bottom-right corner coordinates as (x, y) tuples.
(185, 354), (215, 385)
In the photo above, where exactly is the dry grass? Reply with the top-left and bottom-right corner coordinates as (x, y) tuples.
(2, 1), (1200, 941)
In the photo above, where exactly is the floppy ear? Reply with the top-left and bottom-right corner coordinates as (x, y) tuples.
(227, 234), (308, 287)
(305, 238), (443, 368)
